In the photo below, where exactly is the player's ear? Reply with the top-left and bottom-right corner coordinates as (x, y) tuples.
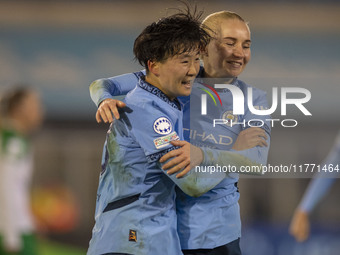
(147, 60), (160, 77)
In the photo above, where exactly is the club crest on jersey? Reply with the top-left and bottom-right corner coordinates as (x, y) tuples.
(153, 131), (179, 149)
(153, 117), (172, 135)
(221, 110), (238, 127)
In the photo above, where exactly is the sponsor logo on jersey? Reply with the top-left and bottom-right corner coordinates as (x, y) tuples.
(153, 131), (179, 149)
(153, 117), (172, 135)
(184, 128), (233, 146)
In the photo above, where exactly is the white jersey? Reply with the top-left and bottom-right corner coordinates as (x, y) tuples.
(0, 127), (35, 250)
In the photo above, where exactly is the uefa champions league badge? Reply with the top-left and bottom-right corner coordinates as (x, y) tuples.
(153, 117), (172, 135)
(221, 110), (238, 127)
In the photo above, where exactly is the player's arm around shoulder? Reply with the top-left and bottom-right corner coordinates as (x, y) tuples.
(161, 141), (266, 197)
(240, 85), (272, 166)
(159, 137), (266, 196)
(90, 72), (144, 123)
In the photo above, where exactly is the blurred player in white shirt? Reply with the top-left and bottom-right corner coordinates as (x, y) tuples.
(0, 87), (43, 255)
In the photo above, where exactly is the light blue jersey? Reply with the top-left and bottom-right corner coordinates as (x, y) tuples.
(88, 77), (185, 255)
(88, 75), (261, 255)
(299, 131), (340, 213)
(89, 68), (271, 250)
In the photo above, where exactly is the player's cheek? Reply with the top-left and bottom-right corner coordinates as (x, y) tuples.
(244, 51), (251, 65)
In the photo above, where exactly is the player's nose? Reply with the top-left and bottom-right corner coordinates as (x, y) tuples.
(187, 61), (199, 76)
(233, 44), (245, 58)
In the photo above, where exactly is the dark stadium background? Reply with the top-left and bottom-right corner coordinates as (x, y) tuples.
(0, 1), (339, 254)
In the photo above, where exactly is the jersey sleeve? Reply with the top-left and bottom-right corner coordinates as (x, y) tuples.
(200, 146), (265, 174)
(162, 145), (264, 198)
(120, 102), (182, 163)
(298, 131), (340, 213)
(242, 87), (271, 136)
(89, 71), (145, 107)
(239, 87), (271, 167)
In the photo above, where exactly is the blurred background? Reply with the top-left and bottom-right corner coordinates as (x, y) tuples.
(0, 0), (339, 254)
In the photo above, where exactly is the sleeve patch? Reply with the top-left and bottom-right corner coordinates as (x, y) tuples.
(153, 117), (172, 135)
(153, 132), (179, 149)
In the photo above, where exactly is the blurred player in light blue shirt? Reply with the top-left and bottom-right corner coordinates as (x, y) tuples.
(90, 11), (271, 255)
(290, 131), (340, 242)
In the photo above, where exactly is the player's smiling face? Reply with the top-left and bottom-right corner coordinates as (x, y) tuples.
(147, 50), (200, 100)
(203, 19), (251, 78)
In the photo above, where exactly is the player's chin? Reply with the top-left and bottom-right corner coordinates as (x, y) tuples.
(227, 67), (244, 77)
(180, 87), (192, 97)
